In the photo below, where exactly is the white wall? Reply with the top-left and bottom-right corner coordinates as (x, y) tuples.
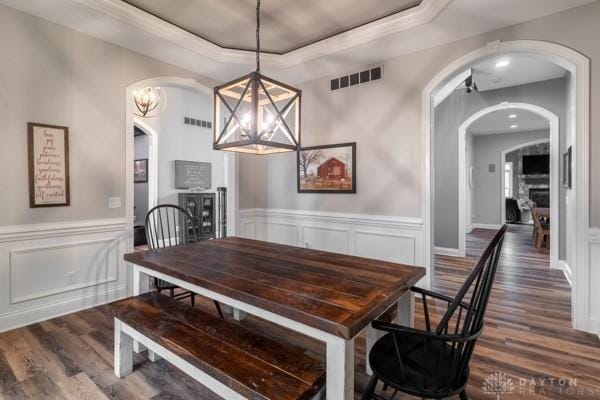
(0, 5), (212, 331)
(472, 130), (549, 225)
(139, 86), (225, 206)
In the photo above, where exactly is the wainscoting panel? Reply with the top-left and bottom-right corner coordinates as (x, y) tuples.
(262, 221), (298, 246)
(302, 225), (349, 254)
(10, 239), (119, 304)
(0, 218), (128, 332)
(589, 228), (600, 335)
(239, 208), (424, 276)
(354, 230), (415, 265)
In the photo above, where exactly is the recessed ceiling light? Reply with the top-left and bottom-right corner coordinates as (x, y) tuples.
(495, 59), (510, 68)
(510, 124), (518, 129)
(508, 114), (517, 119)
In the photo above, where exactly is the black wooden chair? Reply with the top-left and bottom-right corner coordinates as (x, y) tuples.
(362, 225), (508, 400)
(145, 204), (224, 319)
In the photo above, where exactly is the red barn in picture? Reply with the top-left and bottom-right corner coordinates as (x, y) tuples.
(317, 157), (347, 180)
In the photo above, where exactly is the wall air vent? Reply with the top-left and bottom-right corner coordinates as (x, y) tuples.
(184, 117), (212, 129)
(330, 66), (382, 91)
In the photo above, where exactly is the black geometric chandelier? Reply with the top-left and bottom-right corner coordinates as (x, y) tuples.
(213, 0), (301, 155)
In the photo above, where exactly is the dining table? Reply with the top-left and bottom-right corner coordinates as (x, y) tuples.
(124, 236), (426, 400)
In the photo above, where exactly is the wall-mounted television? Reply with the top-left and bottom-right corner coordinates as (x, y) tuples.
(522, 154), (549, 175)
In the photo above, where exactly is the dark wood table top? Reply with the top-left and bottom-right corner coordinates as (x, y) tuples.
(124, 237), (426, 339)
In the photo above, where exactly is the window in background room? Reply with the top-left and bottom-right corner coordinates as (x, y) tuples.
(504, 162), (513, 198)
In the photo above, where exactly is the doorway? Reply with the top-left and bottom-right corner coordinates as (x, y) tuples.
(458, 103), (559, 268)
(124, 77), (239, 260)
(422, 40), (590, 331)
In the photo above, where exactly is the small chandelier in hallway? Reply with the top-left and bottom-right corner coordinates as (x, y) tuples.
(133, 87), (165, 118)
(213, 0), (301, 155)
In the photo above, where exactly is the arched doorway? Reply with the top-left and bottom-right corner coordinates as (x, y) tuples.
(422, 40), (590, 331)
(124, 76), (239, 250)
(458, 102), (559, 268)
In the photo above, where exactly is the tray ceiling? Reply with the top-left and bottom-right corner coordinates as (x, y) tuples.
(121, 0), (422, 54)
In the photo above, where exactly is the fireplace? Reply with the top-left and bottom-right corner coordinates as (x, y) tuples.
(530, 188), (550, 208)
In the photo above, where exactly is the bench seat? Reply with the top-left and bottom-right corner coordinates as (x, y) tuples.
(111, 292), (325, 400)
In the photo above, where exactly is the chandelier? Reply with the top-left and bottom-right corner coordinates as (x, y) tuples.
(213, 0), (301, 155)
(133, 87), (166, 118)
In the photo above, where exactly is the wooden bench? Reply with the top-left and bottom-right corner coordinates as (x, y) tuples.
(111, 292), (325, 400)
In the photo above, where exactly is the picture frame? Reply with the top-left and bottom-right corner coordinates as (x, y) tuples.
(562, 146), (572, 189)
(297, 142), (356, 193)
(134, 159), (149, 183)
(28, 122), (70, 207)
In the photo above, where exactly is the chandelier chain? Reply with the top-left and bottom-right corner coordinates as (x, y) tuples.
(256, 0), (261, 72)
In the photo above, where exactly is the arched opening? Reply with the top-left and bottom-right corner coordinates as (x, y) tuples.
(124, 76), (238, 255)
(422, 40), (590, 331)
(457, 103), (559, 269)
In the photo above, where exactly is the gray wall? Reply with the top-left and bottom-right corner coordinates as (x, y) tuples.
(238, 1), (600, 232)
(134, 134), (150, 225)
(0, 4), (213, 226)
(433, 78), (567, 249)
(472, 129), (549, 224)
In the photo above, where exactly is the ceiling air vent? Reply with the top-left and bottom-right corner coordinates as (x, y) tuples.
(184, 117), (212, 129)
(330, 66), (382, 91)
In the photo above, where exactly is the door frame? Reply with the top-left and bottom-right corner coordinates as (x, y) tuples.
(133, 118), (159, 222)
(422, 40), (590, 332)
(457, 103), (559, 269)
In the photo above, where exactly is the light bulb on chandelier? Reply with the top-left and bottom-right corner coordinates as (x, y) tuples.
(133, 87), (166, 118)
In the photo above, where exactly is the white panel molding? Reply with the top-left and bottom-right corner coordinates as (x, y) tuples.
(355, 230), (416, 265)
(9, 238), (119, 304)
(589, 228), (600, 336)
(302, 224), (350, 254)
(0, 218), (128, 332)
(261, 221), (298, 247)
(433, 247), (461, 257)
(239, 208), (422, 230)
(0, 218), (127, 243)
(239, 208), (426, 286)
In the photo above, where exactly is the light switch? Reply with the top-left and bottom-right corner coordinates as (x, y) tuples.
(108, 197), (122, 209)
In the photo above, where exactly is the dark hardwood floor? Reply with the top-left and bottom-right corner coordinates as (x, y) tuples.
(0, 225), (598, 399)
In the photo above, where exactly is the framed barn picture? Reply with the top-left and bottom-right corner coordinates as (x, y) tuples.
(28, 122), (70, 207)
(297, 142), (356, 193)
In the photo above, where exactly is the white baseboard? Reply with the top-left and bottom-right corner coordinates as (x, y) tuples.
(0, 285), (127, 333)
(471, 223), (503, 230)
(433, 246), (461, 257)
(556, 260), (572, 287)
(589, 228), (600, 337)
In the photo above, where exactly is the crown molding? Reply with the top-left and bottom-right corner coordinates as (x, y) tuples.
(69, 0), (452, 68)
